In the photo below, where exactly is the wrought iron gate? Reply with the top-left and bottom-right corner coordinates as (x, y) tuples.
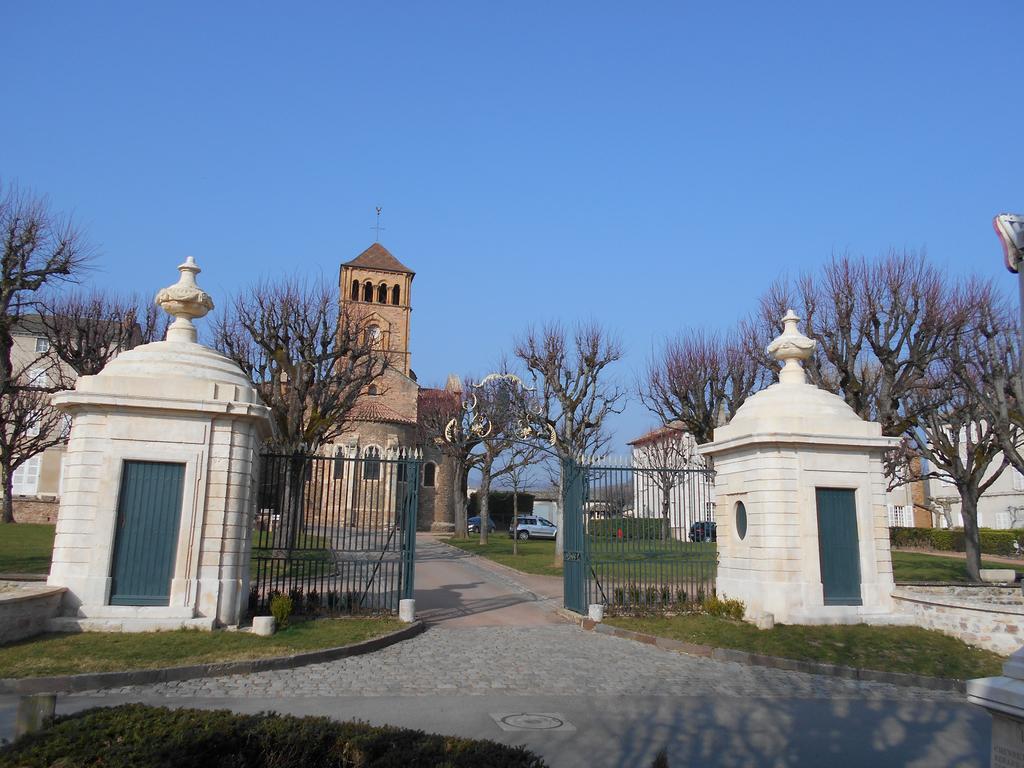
(249, 449), (420, 617)
(562, 458), (716, 615)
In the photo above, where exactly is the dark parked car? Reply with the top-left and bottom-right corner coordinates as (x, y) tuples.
(689, 521), (717, 542)
(467, 516), (496, 534)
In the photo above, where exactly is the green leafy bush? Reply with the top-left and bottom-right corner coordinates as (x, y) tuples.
(702, 595), (745, 621)
(0, 705), (549, 768)
(588, 517), (664, 541)
(270, 594), (294, 630)
(889, 527), (1023, 556)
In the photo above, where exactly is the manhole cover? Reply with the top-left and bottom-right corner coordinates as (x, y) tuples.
(490, 713), (576, 732)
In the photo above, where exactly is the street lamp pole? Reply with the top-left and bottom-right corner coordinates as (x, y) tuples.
(994, 213), (1024, 368)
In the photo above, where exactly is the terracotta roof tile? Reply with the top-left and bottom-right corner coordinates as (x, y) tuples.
(343, 243), (414, 275)
(350, 399), (417, 425)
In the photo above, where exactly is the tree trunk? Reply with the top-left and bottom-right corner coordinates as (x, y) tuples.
(960, 489), (982, 582)
(554, 465), (565, 567)
(453, 464), (467, 537)
(661, 489), (671, 541)
(512, 487), (519, 556)
(1, 460), (13, 524)
(478, 470), (491, 545)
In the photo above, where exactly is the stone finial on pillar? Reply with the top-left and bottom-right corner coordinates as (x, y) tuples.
(766, 309), (816, 384)
(155, 257), (215, 343)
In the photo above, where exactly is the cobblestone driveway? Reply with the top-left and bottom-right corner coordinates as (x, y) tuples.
(80, 624), (960, 701)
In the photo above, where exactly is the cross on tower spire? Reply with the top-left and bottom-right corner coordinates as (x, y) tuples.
(372, 206), (385, 242)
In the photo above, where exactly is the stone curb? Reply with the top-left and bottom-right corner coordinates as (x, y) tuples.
(561, 611), (965, 693)
(0, 620), (426, 695)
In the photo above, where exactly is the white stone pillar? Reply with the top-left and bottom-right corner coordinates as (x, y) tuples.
(698, 311), (899, 625)
(48, 258), (273, 631)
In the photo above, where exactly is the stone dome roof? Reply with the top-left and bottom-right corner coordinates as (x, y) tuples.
(702, 311), (893, 451)
(95, 339), (256, 396)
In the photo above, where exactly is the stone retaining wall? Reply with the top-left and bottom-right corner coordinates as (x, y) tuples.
(12, 497), (59, 524)
(892, 585), (1024, 655)
(0, 583), (65, 645)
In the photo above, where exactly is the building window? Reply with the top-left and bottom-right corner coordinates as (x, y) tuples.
(363, 281), (373, 302)
(735, 501), (747, 540)
(397, 462), (407, 482)
(333, 447), (345, 480)
(363, 446), (381, 481)
(423, 462), (436, 488)
(351, 280), (360, 301)
(12, 454), (41, 496)
(35, 337), (49, 353)
(368, 384), (378, 396)
(377, 283), (388, 303)
(392, 285), (401, 305)
(27, 367), (47, 388)
(365, 324), (381, 346)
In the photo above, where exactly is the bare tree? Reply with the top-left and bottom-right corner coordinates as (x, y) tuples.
(640, 326), (768, 446)
(631, 423), (703, 539)
(471, 374), (544, 544)
(759, 250), (954, 439)
(947, 282), (1024, 478)
(213, 277), (388, 452)
(498, 448), (538, 555)
(36, 290), (164, 381)
(515, 321), (625, 563)
(0, 183), (91, 523)
(417, 379), (481, 537)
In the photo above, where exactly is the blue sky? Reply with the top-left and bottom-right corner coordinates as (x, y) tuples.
(3, 2), (1022, 453)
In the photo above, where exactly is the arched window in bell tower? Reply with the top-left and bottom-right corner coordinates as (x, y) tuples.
(363, 281), (373, 302)
(391, 285), (401, 305)
(351, 280), (359, 301)
(377, 283), (388, 303)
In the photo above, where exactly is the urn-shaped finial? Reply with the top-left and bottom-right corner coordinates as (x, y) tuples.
(155, 256), (215, 343)
(766, 309), (816, 384)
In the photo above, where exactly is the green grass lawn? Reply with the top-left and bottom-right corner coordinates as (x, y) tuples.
(447, 536), (563, 576)
(0, 523), (55, 573)
(0, 617), (402, 678)
(605, 613), (1005, 678)
(891, 551), (1024, 582)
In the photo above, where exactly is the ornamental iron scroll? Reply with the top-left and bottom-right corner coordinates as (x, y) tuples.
(441, 372), (557, 450)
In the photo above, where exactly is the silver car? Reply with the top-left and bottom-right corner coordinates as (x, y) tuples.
(509, 516), (557, 540)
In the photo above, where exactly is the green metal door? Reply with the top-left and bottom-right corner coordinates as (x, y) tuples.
(815, 488), (862, 606)
(110, 460), (186, 606)
(562, 458), (587, 614)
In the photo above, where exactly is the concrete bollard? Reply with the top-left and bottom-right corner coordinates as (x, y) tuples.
(399, 598), (416, 623)
(981, 569), (1017, 584)
(755, 612), (775, 630)
(588, 603), (605, 623)
(16, 694), (56, 738)
(252, 616), (276, 636)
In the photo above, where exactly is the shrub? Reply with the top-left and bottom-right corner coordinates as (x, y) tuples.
(0, 704), (549, 768)
(702, 595), (745, 621)
(270, 594), (294, 630)
(889, 526), (1023, 556)
(588, 517), (664, 541)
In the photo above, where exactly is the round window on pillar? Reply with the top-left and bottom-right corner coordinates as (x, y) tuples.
(735, 501), (747, 540)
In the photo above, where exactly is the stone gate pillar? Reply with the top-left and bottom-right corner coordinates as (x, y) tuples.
(47, 257), (273, 630)
(697, 311), (900, 624)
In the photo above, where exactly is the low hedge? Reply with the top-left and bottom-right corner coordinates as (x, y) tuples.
(890, 526), (1023, 556)
(589, 516), (665, 540)
(0, 704), (548, 768)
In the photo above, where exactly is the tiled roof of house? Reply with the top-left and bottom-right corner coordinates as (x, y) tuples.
(627, 422), (688, 447)
(342, 243), (414, 275)
(350, 399), (417, 425)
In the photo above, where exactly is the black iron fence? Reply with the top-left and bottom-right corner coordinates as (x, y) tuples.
(249, 450), (419, 617)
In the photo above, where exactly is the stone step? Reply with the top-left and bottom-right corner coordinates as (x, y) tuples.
(47, 616), (216, 633)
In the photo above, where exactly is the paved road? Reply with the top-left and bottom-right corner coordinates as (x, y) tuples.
(0, 535), (992, 767)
